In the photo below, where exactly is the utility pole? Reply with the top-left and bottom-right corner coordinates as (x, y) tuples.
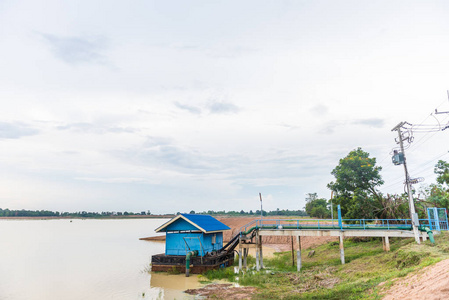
(391, 122), (420, 244)
(259, 193), (263, 220)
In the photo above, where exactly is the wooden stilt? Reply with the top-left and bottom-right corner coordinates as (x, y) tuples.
(291, 236), (295, 267)
(243, 248), (247, 269)
(238, 238), (242, 272)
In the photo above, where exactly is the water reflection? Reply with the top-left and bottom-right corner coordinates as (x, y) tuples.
(150, 273), (202, 290)
(149, 273), (202, 299)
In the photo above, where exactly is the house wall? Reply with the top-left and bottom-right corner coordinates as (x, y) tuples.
(165, 219), (198, 231)
(165, 232), (223, 256)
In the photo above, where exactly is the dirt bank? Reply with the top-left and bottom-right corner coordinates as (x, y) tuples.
(216, 216), (338, 251)
(381, 258), (449, 300)
(185, 283), (257, 300)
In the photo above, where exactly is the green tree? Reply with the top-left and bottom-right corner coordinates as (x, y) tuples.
(305, 198), (330, 218)
(422, 184), (449, 210)
(435, 160), (449, 187)
(310, 206), (330, 219)
(327, 148), (384, 219)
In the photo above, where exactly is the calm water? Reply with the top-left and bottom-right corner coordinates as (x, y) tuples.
(0, 218), (202, 300)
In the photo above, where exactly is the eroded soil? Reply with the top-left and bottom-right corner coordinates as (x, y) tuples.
(380, 258), (449, 300)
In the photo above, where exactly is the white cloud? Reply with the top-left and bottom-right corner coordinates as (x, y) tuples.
(0, 0), (448, 213)
(0, 122), (39, 139)
(39, 33), (110, 65)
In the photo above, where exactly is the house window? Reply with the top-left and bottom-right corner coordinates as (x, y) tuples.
(211, 234), (216, 244)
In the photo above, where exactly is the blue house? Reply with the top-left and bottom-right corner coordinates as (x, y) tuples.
(155, 214), (230, 256)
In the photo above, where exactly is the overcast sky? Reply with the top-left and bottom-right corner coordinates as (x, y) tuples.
(1, 0), (449, 214)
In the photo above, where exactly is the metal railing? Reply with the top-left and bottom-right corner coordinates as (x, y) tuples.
(238, 206), (448, 236)
(238, 218), (447, 235)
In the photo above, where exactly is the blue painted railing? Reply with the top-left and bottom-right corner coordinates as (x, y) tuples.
(238, 205), (448, 234)
(238, 218), (448, 235)
(238, 218), (419, 234)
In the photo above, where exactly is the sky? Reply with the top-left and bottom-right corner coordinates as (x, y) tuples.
(1, 0), (449, 214)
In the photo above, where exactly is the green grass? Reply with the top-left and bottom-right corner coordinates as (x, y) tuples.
(202, 232), (449, 299)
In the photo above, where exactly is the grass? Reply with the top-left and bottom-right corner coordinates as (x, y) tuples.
(201, 232), (449, 299)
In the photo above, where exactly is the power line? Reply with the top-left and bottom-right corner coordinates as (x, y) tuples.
(383, 150), (448, 190)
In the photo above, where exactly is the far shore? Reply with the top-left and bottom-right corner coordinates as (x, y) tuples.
(0, 215), (175, 220)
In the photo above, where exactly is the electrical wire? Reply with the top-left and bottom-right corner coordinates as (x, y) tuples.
(382, 96), (448, 194)
(381, 150), (449, 193)
(406, 114), (449, 154)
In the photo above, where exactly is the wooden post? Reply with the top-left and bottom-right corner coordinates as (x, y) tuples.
(296, 235), (302, 272)
(339, 233), (345, 264)
(291, 236), (295, 267)
(238, 237), (242, 272)
(243, 248), (247, 269)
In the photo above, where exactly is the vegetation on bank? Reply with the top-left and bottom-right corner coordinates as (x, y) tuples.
(200, 232), (449, 299)
(0, 208), (308, 218)
(187, 209), (307, 217)
(0, 208), (165, 218)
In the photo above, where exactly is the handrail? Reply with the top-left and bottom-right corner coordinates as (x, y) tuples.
(232, 217), (447, 250)
(238, 218), (429, 234)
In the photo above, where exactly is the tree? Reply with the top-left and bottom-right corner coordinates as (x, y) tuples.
(305, 193), (318, 203)
(435, 160), (449, 187)
(310, 206), (330, 219)
(327, 148), (384, 219)
(421, 184), (449, 211)
(305, 197), (330, 218)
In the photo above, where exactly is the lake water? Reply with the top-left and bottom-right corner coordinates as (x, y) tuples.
(0, 218), (202, 300)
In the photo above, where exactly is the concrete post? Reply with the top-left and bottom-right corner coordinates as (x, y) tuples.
(256, 247), (260, 271)
(296, 235), (302, 272)
(422, 233), (427, 241)
(259, 234), (264, 269)
(385, 236), (390, 251)
(339, 233), (345, 264)
(256, 231), (260, 271)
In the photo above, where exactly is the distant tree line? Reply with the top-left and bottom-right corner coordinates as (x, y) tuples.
(0, 209), (154, 218)
(0, 208), (309, 218)
(0, 208), (61, 217)
(184, 209), (308, 217)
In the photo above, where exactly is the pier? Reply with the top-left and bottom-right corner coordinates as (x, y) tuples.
(228, 207), (448, 272)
